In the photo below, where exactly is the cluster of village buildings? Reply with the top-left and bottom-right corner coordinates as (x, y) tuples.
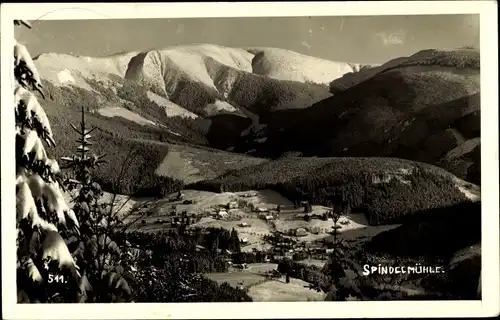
(145, 192), (344, 263)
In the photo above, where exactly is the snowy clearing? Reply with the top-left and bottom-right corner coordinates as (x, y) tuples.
(248, 277), (326, 301)
(204, 100), (238, 115)
(97, 106), (156, 126)
(146, 90), (198, 119)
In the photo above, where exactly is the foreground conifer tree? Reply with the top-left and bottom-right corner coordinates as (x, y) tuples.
(15, 20), (81, 303)
(15, 20), (133, 303)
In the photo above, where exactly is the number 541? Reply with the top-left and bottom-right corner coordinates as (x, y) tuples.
(48, 274), (65, 284)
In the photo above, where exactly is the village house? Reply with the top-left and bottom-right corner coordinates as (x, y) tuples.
(233, 263), (248, 270)
(310, 226), (321, 234)
(272, 254), (285, 262)
(256, 207), (269, 213)
(217, 209), (228, 219)
(241, 192), (257, 198)
(295, 227), (308, 237)
(265, 215), (274, 221)
(227, 201), (238, 209)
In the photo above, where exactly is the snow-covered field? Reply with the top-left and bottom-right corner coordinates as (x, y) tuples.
(154, 145), (267, 184)
(205, 262), (326, 301)
(444, 137), (480, 162)
(454, 177), (481, 202)
(146, 90), (198, 119)
(204, 271), (266, 288)
(248, 277), (326, 301)
(204, 100), (238, 115)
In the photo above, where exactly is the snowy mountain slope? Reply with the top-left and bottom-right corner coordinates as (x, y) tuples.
(35, 44), (364, 96)
(248, 47), (376, 85)
(34, 52), (138, 91)
(33, 44), (356, 119)
(124, 44), (254, 96)
(120, 45), (334, 116)
(34, 58), (199, 124)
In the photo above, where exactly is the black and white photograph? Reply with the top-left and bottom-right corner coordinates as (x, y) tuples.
(1, 2), (499, 319)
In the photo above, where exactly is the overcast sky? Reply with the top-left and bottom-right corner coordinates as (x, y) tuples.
(15, 15), (479, 64)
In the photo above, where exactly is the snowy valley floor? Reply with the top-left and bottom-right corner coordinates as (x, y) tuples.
(62, 185), (480, 301)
